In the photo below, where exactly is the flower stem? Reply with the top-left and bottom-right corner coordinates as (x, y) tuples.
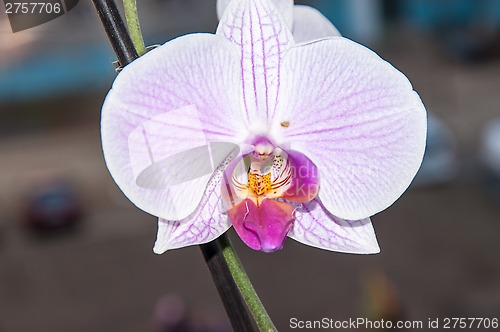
(200, 238), (255, 331)
(123, 0), (146, 56)
(91, 0), (138, 67)
(217, 235), (277, 332)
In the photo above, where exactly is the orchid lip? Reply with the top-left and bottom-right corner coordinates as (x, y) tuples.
(243, 217), (294, 253)
(221, 140), (321, 252)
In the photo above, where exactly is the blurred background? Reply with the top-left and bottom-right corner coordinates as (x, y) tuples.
(1, 0), (500, 331)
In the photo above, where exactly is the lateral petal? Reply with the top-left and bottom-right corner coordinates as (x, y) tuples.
(101, 34), (243, 220)
(274, 38), (427, 220)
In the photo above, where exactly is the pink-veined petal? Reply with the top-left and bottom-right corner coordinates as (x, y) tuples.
(274, 38), (427, 220)
(217, 0), (294, 29)
(216, 0), (294, 126)
(101, 34), (243, 220)
(288, 199), (380, 254)
(292, 5), (341, 43)
(153, 155), (234, 253)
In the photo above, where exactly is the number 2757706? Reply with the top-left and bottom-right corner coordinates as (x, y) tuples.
(5, 2), (61, 14)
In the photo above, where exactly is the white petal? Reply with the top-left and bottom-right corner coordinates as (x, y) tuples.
(292, 5), (341, 43)
(101, 34), (243, 220)
(274, 38), (427, 220)
(217, 0), (294, 29)
(288, 199), (380, 254)
(153, 156), (234, 253)
(216, 0), (294, 126)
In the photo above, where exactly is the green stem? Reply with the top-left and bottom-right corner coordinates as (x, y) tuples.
(217, 235), (277, 332)
(123, 0), (146, 56)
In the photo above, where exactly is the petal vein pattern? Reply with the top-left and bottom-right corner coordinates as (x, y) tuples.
(217, 0), (294, 30)
(101, 34), (244, 220)
(154, 154), (234, 253)
(288, 199), (380, 254)
(217, 0), (294, 125)
(274, 38), (427, 220)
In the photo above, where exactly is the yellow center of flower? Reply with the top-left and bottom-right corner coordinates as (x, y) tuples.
(226, 148), (292, 204)
(248, 172), (272, 196)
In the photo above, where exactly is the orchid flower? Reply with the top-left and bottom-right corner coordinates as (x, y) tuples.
(101, 0), (426, 254)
